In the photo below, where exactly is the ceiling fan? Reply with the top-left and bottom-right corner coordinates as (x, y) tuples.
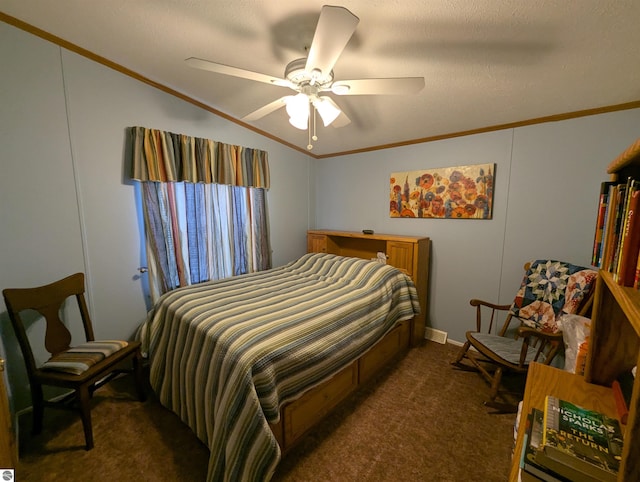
(186, 5), (425, 149)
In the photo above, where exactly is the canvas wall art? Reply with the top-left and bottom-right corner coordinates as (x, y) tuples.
(390, 163), (494, 219)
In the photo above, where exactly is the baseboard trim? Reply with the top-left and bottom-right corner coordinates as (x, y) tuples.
(424, 327), (448, 344)
(446, 339), (465, 347)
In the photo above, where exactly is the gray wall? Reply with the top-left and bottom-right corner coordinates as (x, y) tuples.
(313, 110), (640, 343)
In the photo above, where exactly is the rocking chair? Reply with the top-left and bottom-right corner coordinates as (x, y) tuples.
(451, 259), (598, 412)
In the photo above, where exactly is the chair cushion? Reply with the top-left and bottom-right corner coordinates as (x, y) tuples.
(509, 260), (597, 333)
(41, 340), (129, 375)
(468, 332), (538, 366)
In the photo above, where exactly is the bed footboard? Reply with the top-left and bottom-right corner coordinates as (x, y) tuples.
(271, 317), (413, 452)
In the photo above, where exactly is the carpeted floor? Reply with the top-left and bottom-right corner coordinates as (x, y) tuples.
(15, 341), (521, 481)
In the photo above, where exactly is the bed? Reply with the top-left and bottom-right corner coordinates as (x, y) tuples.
(138, 252), (421, 481)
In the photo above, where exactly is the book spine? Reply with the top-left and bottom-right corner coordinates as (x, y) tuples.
(535, 450), (604, 482)
(542, 396), (559, 447)
(612, 380), (629, 425)
(592, 182), (611, 267)
(519, 413), (532, 472)
(609, 184), (628, 273)
(614, 178), (634, 280)
(634, 247), (640, 289)
(618, 185), (640, 286)
(524, 409), (567, 482)
(601, 184), (619, 270)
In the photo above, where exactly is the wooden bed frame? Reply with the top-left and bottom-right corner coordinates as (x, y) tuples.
(270, 230), (430, 452)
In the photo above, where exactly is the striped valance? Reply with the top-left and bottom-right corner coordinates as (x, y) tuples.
(129, 126), (270, 188)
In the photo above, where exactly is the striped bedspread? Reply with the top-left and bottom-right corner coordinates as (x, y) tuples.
(138, 253), (420, 481)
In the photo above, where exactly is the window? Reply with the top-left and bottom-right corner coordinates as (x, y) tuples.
(129, 127), (271, 301)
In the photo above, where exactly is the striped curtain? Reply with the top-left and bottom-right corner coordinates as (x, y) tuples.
(130, 126), (269, 187)
(129, 127), (271, 302)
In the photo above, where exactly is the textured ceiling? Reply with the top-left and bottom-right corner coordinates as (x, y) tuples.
(2, 1), (640, 157)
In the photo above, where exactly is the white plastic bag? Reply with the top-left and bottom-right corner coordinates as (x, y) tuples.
(558, 313), (591, 375)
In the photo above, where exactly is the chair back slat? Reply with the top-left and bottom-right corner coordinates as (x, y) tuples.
(39, 304), (72, 356)
(3, 273), (87, 357)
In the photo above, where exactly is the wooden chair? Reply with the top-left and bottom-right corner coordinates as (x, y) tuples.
(2, 273), (146, 450)
(451, 260), (598, 412)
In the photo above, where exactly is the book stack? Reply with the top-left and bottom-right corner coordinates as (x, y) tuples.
(591, 177), (640, 287)
(519, 396), (623, 482)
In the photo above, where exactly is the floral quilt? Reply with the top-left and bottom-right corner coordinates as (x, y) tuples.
(509, 260), (598, 333)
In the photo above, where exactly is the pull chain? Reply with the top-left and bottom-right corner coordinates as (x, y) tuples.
(312, 106), (318, 142)
(307, 102), (316, 150)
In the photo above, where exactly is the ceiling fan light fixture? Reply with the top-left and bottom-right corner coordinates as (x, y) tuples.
(289, 114), (309, 130)
(313, 97), (341, 127)
(331, 83), (350, 95)
(285, 93), (309, 119)
(286, 93), (309, 130)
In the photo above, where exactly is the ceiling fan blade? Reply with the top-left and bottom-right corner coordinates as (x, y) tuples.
(185, 57), (291, 87)
(305, 6), (359, 78)
(242, 96), (291, 121)
(331, 77), (425, 95)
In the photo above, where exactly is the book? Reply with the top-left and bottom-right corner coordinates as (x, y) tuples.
(613, 369), (634, 423)
(537, 396), (623, 482)
(614, 177), (637, 280)
(592, 181), (616, 267)
(612, 380), (629, 425)
(607, 183), (628, 272)
(634, 247), (640, 289)
(617, 183), (640, 286)
(600, 183), (620, 271)
(520, 409), (569, 482)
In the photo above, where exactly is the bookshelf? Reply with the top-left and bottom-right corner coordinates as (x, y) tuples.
(509, 138), (640, 482)
(592, 138), (640, 285)
(606, 138), (640, 182)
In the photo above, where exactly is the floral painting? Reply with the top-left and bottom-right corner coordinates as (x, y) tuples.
(390, 163), (494, 219)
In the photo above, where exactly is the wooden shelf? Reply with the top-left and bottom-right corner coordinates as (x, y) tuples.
(510, 138), (640, 481)
(600, 271), (640, 336)
(607, 138), (640, 179)
(508, 363), (618, 481)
